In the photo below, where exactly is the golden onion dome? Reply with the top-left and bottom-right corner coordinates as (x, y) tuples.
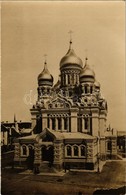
(60, 48), (83, 69)
(38, 62), (53, 86)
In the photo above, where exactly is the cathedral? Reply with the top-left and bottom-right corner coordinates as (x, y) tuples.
(14, 39), (117, 172)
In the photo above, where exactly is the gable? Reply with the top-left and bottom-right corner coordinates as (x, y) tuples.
(42, 133), (54, 142)
(47, 97), (71, 109)
(36, 128), (56, 143)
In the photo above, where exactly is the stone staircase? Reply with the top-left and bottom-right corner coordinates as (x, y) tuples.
(39, 161), (57, 173)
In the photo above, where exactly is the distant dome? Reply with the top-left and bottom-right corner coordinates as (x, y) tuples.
(38, 62), (53, 86)
(94, 80), (100, 88)
(53, 75), (61, 90)
(80, 59), (95, 83)
(60, 48), (83, 70)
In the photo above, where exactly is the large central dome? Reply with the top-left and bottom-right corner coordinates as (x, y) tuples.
(60, 48), (83, 69)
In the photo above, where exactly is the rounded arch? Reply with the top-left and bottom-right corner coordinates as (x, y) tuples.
(28, 144), (34, 157)
(80, 145), (86, 157)
(21, 144), (28, 156)
(65, 144), (72, 156)
(73, 144), (79, 157)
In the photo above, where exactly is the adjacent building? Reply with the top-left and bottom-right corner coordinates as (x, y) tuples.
(1, 119), (32, 152)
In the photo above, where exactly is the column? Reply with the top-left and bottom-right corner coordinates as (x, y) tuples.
(88, 117), (90, 133)
(34, 144), (41, 164)
(82, 85), (84, 94)
(42, 113), (47, 130)
(77, 75), (79, 84)
(62, 74), (64, 86)
(87, 85), (90, 93)
(82, 117), (84, 132)
(74, 74), (76, 85)
(53, 141), (63, 171)
(55, 118), (58, 130)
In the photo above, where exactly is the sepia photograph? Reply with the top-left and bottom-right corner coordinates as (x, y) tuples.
(1, 1), (126, 195)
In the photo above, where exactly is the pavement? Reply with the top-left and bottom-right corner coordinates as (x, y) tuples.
(19, 169), (66, 176)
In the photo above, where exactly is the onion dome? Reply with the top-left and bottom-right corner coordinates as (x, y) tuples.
(60, 41), (83, 71)
(38, 62), (53, 86)
(94, 80), (100, 89)
(80, 58), (95, 83)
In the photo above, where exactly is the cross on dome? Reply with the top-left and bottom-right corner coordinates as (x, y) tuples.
(68, 30), (73, 49)
(44, 54), (47, 64)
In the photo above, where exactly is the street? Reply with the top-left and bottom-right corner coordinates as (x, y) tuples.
(1, 161), (126, 195)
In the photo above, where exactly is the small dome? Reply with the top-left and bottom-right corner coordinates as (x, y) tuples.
(60, 48), (83, 69)
(80, 59), (95, 83)
(53, 75), (61, 90)
(80, 66), (95, 78)
(38, 62), (53, 86)
(94, 80), (100, 88)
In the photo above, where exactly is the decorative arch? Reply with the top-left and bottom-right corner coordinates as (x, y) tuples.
(47, 96), (72, 109)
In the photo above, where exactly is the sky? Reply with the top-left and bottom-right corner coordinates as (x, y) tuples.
(1, 1), (125, 131)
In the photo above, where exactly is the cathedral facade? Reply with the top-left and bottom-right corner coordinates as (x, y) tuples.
(14, 40), (117, 171)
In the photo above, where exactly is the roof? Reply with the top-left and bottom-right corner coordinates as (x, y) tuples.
(18, 134), (37, 140)
(16, 128), (95, 143)
(20, 128), (32, 134)
(62, 132), (94, 139)
(43, 128), (95, 140)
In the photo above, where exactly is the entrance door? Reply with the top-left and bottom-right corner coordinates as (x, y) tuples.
(26, 147), (34, 170)
(42, 146), (54, 165)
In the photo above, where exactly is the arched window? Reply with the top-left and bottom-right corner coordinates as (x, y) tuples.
(66, 146), (71, 156)
(28, 145), (34, 156)
(80, 146), (86, 156)
(90, 86), (93, 94)
(47, 117), (49, 128)
(68, 75), (70, 84)
(72, 74), (74, 84)
(85, 86), (88, 94)
(58, 118), (61, 130)
(73, 146), (78, 156)
(22, 145), (27, 156)
(84, 118), (88, 129)
(107, 141), (112, 151)
(52, 118), (55, 130)
(64, 118), (67, 130)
